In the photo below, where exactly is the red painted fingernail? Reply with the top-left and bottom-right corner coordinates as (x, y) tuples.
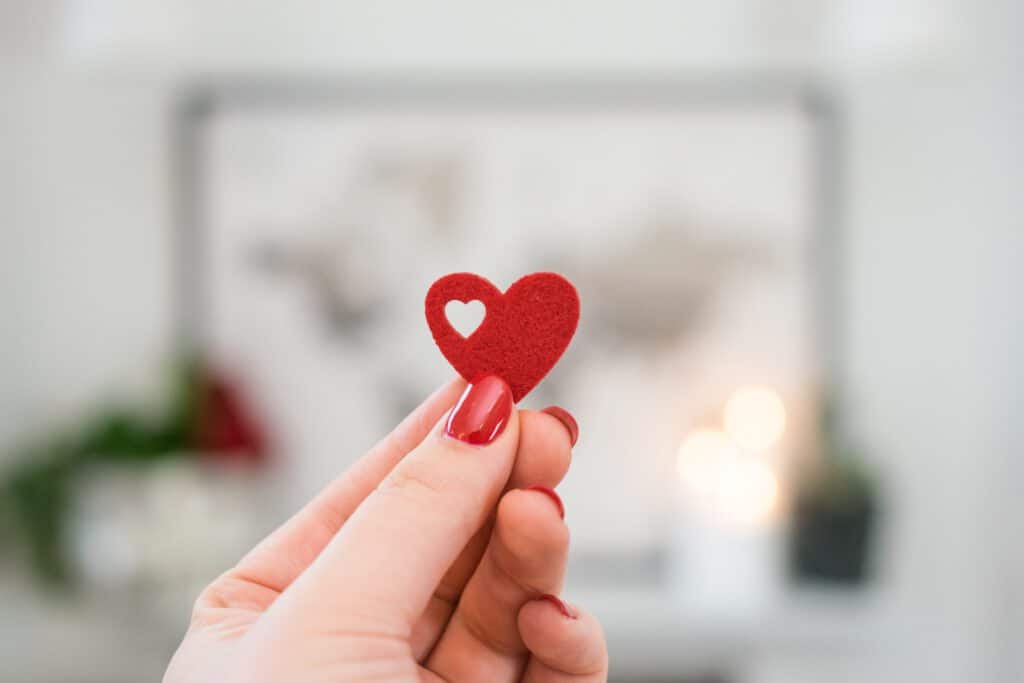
(525, 485), (565, 519)
(445, 375), (513, 445)
(541, 406), (578, 447)
(538, 594), (578, 619)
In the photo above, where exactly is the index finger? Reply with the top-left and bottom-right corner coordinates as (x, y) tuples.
(278, 376), (521, 631)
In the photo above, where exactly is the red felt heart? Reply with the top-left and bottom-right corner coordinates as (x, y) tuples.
(425, 272), (580, 402)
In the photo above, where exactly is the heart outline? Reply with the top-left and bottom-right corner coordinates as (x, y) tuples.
(444, 299), (487, 338)
(425, 272), (580, 402)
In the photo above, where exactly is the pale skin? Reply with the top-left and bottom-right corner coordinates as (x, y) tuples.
(164, 377), (609, 682)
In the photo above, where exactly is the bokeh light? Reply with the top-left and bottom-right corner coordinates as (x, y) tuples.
(723, 386), (786, 452)
(677, 428), (779, 523)
(716, 458), (779, 524)
(676, 428), (740, 493)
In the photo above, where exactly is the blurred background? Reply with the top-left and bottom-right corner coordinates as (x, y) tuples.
(1, 2), (1022, 682)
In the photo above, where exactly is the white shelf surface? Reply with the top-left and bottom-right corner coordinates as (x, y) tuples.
(571, 583), (897, 679)
(1, 576), (895, 682)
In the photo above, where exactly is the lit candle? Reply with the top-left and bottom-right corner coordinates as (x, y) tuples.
(675, 428), (780, 526)
(724, 385), (786, 453)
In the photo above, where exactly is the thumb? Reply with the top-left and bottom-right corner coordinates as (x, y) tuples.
(278, 375), (518, 631)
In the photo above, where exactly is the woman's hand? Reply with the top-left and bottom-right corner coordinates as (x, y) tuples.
(164, 376), (608, 682)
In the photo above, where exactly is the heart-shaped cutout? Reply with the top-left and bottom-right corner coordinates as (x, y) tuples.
(425, 272), (580, 402)
(445, 299), (486, 338)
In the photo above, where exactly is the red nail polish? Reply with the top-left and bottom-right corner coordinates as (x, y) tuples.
(541, 406), (579, 447)
(525, 485), (565, 519)
(445, 375), (513, 445)
(538, 594), (577, 619)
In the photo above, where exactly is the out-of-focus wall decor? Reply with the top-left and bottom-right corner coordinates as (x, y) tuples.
(178, 80), (848, 602)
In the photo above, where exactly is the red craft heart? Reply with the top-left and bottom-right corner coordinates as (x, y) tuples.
(425, 272), (580, 402)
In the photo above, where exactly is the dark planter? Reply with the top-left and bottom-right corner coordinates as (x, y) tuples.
(789, 496), (876, 585)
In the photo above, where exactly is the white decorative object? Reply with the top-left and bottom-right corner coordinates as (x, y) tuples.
(68, 458), (270, 620)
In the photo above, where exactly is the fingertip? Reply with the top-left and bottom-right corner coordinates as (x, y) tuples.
(523, 484), (565, 519)
(496, 488), (570, 558)
(518, 597), (608, 677)
(443, 375), (514, 446)
(540, 405), (579, 447)
(512, 410), (573, 488)
(537, 593), (578, 619)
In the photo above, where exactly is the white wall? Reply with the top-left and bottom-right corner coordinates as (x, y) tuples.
(2, 1), (1021, 680)
(2, 72), (175, 445)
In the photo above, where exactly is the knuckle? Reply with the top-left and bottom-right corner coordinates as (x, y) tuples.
(377, 459), (451, 502)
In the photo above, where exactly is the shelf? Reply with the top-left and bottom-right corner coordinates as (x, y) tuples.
(569, 582), (895, 679)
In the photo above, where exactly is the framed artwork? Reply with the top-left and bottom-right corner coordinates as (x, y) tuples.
(173, 79), (840, 578)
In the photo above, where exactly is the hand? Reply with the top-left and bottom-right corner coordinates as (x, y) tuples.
(164, 376), (608, 682)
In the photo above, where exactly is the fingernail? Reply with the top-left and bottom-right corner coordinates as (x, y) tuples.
(538, 594), (578, 619)
(525, 484), (565, 519)
(445, 375), (513, 445)
(541, 406), (579, 447)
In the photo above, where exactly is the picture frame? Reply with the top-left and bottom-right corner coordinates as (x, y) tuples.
(171, 77), (843, 577)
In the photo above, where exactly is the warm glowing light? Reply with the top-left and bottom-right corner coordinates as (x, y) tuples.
(717, 458), (779, 523)
(724, 386), (786, 452)
(676, 429), (739, 492)
(677, 428), (779, 524)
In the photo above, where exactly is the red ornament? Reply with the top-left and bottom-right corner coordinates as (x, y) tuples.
(196, 372), (269, 465)
(425, 272), (580, 402)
